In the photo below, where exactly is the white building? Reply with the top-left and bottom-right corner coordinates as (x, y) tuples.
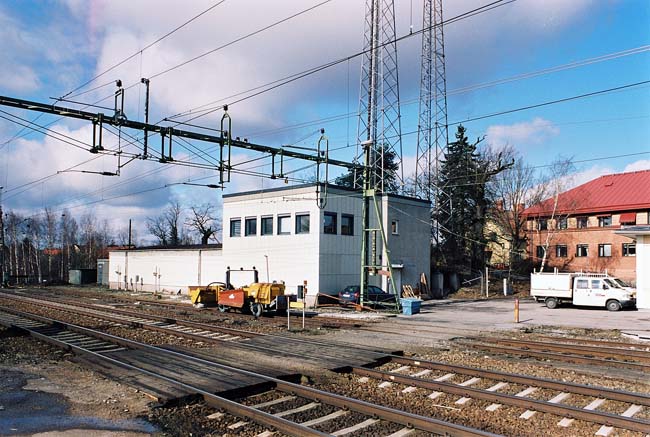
(616, 226), (650, 310)
(109, 184), (431, 305)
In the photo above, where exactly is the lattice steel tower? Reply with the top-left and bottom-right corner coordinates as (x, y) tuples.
(415, 0), (448, 201)
(355, 0), (404, 193)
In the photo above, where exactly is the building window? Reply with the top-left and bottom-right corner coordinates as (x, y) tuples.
(278, 215), (291, 235)
(244, 217), (257, 236)
(557, 217), (567, 230)
(261, 216), (273, 236)
(598, 216), (612, 227)
(341, 214), (354, 236)
(391, 220), (399, 235)
(576, 244), (588, 257)
(229, 218), (241, 237)
(323, 212), (337, 234)
(295, 213), (310, 234)
(598, 244), (611, 257)
(537, 219), (548, 230)
(536, 245), (545, 259)
(577, 217), (588, 228)
(556, 245), (567, 257)
(622, 243), (636, 257)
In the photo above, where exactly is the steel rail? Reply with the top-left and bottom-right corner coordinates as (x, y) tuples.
(8, 289), (363, 330)
(0, 293), (392, 370)
(463, 342), (650, 372)
(0, 309), (326, 437)
(8, 290), (649, 409)
(352, 367), (650, 433)
(471, 337), (650, 362)
(0, 306), (497, 436)
(0, 292), (257, 338)
(533, 335), (650, 350)
(388, 356), (650, 407)
(1, 291), (390, 356)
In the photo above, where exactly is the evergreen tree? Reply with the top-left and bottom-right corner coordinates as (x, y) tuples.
(335, 147), (400, 193)
(435, 125), (511, 272)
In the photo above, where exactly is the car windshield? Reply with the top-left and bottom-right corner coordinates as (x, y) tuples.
(614, 278), (631, 288)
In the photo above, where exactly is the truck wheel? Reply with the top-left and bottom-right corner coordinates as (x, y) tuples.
(545, 297), (559, 309)
(250, 302), (263, 318)
(217, 304), (228, 313)
(606, 300), (622, 312)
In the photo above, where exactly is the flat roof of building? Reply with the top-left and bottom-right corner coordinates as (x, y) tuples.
(222, 182), (431, 205)
(109, 243), (222, 252)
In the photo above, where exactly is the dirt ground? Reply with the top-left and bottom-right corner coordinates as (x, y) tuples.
(0, 327), (157, 437)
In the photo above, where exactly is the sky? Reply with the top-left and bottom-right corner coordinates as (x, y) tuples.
(0, 0), (648, 242)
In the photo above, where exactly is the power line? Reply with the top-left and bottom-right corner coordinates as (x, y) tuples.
(149, 0), (334, 81)
(166, 0), (515, 122)
(449, 79), (650, 125)
(59, 0), (228, 100)
(320, 79), (650, 154)
(230, 45), (650, 141)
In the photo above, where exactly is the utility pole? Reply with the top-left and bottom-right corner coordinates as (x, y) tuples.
(0, 186), (4, 287)
(359, 140), (399, 309)
(128, 219), (132, 248)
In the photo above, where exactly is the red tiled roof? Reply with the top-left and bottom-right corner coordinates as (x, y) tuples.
(523, 170), (650, 216)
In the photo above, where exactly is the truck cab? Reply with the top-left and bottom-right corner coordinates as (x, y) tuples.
(572, 277), (636, 311)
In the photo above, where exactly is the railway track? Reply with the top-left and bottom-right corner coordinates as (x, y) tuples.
(0, 307), (495, 437)
(461, 336), (650, 372)
(2, 291), (649, 435)
(17, 288), (366, 330)
(354, 356), (650, 435)
(0, 292), (395, 370)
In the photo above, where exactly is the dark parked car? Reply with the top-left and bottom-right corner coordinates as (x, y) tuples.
(338, 285), (396, 306)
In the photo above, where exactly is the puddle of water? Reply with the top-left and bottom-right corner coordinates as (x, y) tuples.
(0, 371), (157, 436)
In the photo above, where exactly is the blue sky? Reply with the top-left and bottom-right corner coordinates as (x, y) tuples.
(0, 0), (648, 238)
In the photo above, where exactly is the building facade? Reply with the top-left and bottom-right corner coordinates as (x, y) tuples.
(616, 226), (650, 309)
(109, 184), (431, 305)
(523, 170), (650, 281)
(221, 184), (431, 298)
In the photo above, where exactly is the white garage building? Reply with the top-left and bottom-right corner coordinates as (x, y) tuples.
(109, 184), (431, 305)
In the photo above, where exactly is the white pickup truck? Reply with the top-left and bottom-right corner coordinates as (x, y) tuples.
(531, 271), (636, 311)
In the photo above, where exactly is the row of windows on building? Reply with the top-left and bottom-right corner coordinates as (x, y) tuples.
(229, 212), (355, 237)
(534, 215), (617, 231)
(536, 242), (636, 259)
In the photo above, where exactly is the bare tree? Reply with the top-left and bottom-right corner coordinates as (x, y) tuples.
(146, 202), (186, 246)
(116, 224), (139, 247)
(535, 157), (576, 272)
(146, 216), (168, 245)
(487, 147), (546, 274)
(186, 204), (221, 244)
(165, 202), (182, 246)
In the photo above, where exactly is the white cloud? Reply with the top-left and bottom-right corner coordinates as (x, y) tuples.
(624, 159), (650, 173)
(0, 0), (602, 232)
(0, 65), (40, 93)
(486, 117), (559, 149)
